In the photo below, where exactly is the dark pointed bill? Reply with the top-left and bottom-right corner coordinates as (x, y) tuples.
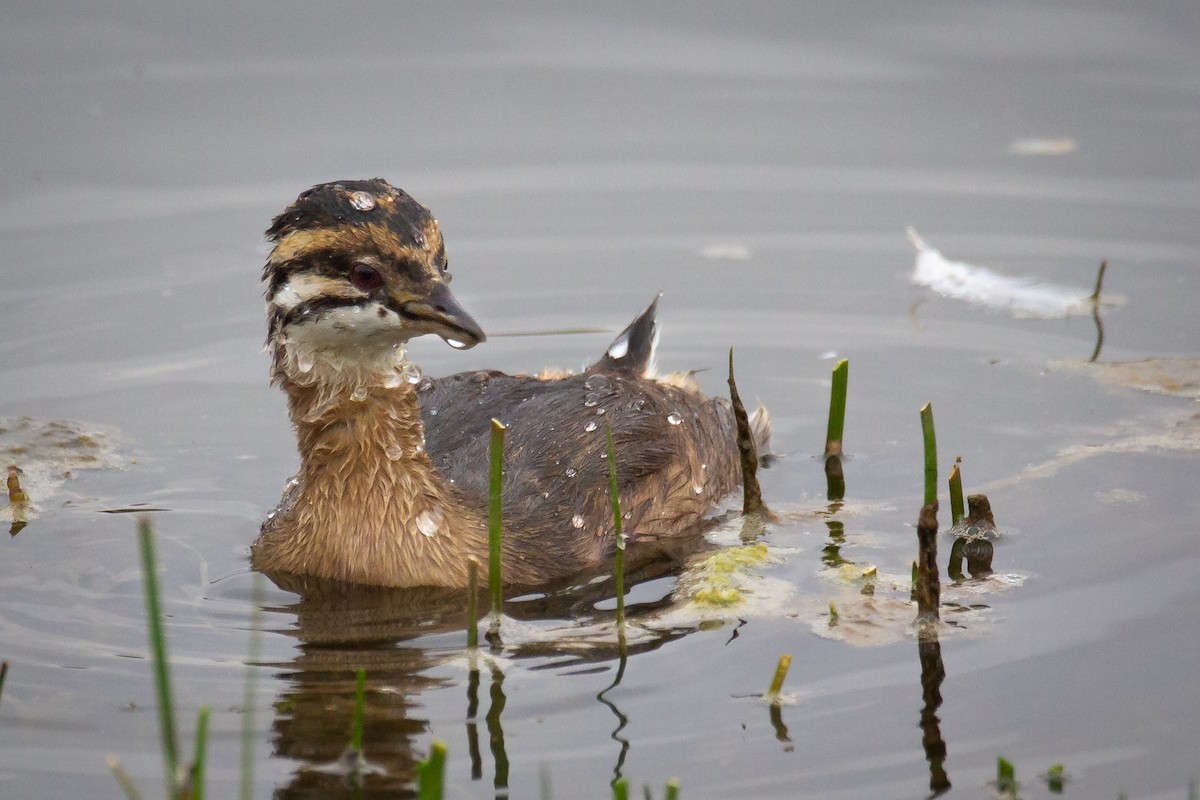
(398, 282), (486, 349)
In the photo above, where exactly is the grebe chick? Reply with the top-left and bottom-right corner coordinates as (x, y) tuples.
(253, 178), (769, 588)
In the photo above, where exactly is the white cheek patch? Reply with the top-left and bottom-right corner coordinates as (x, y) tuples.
(270, 273), (354, 312)
(278, 301), (416, 388)
(284, 302), (407, 351)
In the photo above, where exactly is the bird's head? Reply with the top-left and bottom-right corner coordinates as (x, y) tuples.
(262, 179), (485, 388)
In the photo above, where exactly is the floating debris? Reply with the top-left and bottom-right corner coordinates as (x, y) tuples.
(907, 228), (1105, 318)
(1008, 137), (1077, 156)
(698, 244), (751, 261)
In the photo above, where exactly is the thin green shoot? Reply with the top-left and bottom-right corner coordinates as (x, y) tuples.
(664, 779), (681, 800)
(467, 560), (479, 650)
(136, 517), (179, 794)
(1046, 762), (1066, 794)
(948, 461), (964, 526)
(920, 403), (937, 507)
(416, 740), (448, 800)
(996, 755), (1016, 795)
(825, 358), (849, 456)
(612, 777), (630, 800)
(351, 668), (366, 753)
(488, 418), (506, 617)
(605, 422), (626, 629)
(190, 705), (211, 800)
(766, 653), (793, 701)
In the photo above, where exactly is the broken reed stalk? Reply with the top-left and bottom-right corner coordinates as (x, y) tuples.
(0, 660), (7, 709)
(948, 462), (965, 526)
(605, 423), (627, 629)
(136, 517), (179, 794)
(728, 347), (765, 515)
(488, 418), (506, 617)
(416, 740), (448, 800)
(825, 359), (849, 456)
(467, 561), (479, 649)
(107, 756), (144, 800)
(915, 502), (940, 620)
(767, 653), (793, 699)
(351, 668), (366, 753)
(1089, 260), (1108, 363)
(190, 706), (211, 800)
(920, 403), (937, 507)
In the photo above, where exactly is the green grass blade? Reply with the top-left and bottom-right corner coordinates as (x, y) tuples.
(919, 403), (937, 507)
(948, 462), (964, 526)
(605, 423), (626, 629)
(488, 418), (506, 616)
(664, 778), (681, 800)
(996, 755), (1016, 794)
(612, 777), (630, 800)
(766, 653), (793, 698)
(351, 668), (366, 752)
(825, 359), (849, 455)
(416, 740), (448, 800)
(191, 705), (211, 800)
(136, 517), (179, 793)
(467, 560), (479, 650)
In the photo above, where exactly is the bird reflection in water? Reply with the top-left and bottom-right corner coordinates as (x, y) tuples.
(261, 549), (695, 798)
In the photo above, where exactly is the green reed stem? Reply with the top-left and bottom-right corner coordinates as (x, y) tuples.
(767, 653), (793, 698)
(664, 779), (681, 800)
(351, 668), (366, 752)
(467, 561), (479, 649)
(825, 359), (849, 456)
(488, 419), (506, 615)
(920, 403), (937, 507)
(417, 740), (448, 800)
(191, 705), (211, 800)
(612, 777), (630, 800)
(605, 423), (626, 628)
(996, 755), (1016, 795)
(136, 517), (179, 794)
(948, 462), (964, 526)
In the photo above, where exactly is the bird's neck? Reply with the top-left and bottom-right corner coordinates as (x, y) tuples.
(271, 372), (485, 587)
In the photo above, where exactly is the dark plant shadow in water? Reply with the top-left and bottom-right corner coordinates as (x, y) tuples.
(258, 543), (704, 798)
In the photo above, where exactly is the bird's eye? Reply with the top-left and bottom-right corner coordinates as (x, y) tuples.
(349, 263), (383, 292)
(441, 260), (452, 284)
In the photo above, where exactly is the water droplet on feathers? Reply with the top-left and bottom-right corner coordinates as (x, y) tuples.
(667, 412), (682, 425)
(349, 191), (376, 211)
(416, 508), (444, 537)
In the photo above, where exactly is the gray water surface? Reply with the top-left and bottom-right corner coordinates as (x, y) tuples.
(3, 3), (1199, 798)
